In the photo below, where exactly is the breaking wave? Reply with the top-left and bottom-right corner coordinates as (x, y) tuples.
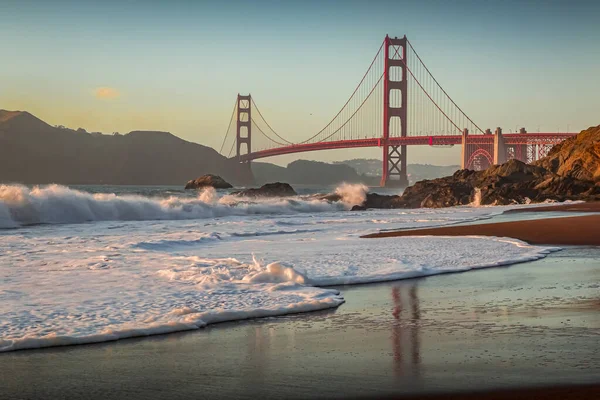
(335, 182), (369, 206)
(0, 184), (372, 228)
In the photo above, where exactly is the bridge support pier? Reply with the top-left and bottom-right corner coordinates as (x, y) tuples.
(516, 127), (528, 162)
(381, 35), (409, 188)
(460, 128), (469, 169)
(235, 94), (256, 186)
(383, 145), (408, 188)
(236, 94), (252, 159)
(493, 127), (507, 165)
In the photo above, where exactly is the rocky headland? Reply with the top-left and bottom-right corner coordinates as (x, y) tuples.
(356, 124), (600, 209)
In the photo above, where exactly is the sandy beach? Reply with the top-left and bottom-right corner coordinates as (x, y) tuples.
(2, 244), (598, 400)
(505, 202), (600, 214)
(364, 214), (600, 246)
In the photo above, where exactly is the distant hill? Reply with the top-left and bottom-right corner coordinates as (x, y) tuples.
(0, 109), (460, 187)
(252, 160), (375, 185)
(0, 110), (252, 185)
(335, 159), (460, 184)
(253, 159), (460, 186)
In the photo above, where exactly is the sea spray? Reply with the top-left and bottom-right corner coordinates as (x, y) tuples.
(0, 184), (346, 228)
(471, 187), (482, 207)
(335, 183), (369, 208)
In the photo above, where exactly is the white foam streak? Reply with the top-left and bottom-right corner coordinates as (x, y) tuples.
(0, 292), (343, 352)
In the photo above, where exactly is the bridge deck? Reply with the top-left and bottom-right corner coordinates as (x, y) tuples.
(237, 133), (575, 161)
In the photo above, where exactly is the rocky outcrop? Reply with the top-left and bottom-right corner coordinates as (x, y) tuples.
(535, 125), (600, 182)
(232, 182), (297, 197)
(351, 125), (600, 209)
(185, 174), (233, 189)
(363, 193), (403, 209)
(315, 192), (402, 209)
(394, 160), (599, 208)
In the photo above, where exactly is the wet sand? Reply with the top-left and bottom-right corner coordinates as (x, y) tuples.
(2, 247), (598, 400)
(367, 384), (600, 400)
(505, 201), (600, 213)
(364, 214), (600, 246)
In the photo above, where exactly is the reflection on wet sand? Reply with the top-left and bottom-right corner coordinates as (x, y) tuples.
(392, 283), (421, 378)
(250, 325), (276, 382)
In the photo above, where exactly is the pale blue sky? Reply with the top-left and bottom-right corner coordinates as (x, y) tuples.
(1, 0), (599, 165)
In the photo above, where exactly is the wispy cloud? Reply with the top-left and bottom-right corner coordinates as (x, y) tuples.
(94, 87), (120, 99)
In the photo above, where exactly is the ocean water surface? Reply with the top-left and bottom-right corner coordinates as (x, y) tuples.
(0, 183), (559, 352)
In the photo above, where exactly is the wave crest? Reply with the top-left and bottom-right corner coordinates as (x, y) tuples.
(0, 184), (347, 228)
(335, 183), (369, 207)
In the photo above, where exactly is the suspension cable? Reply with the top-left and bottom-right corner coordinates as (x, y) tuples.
(250, 98), (293, 144)
(251, 117), (289, 146)
(227, 134), (236, 158)
(297, 39), (385, 144)
(390, 45), (462, 134)
(406, 39), (484, 133)
(316, 72), (384, 143)
(219, 98), (238, 154)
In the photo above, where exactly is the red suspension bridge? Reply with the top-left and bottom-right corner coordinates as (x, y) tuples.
(219, 35), (575, 187)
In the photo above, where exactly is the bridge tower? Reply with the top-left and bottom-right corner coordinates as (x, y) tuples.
(381, 35), (409, 188)
(236, 94), (252, 160)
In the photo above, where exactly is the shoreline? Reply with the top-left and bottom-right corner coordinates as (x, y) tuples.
(362, 384), (600, 400)
(504, 201), (600, 213)
(363, 214), (600, 246)
(2, 248), (598, 399)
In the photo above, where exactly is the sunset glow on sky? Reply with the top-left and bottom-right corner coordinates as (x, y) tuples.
(2, 0), (599, 165)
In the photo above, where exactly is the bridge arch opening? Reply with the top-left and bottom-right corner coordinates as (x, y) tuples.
(389, 116), (402, 137)
(390, 89), (403, 108)
(389, 66), (403, 82)
(466, 148), (493, 171)
(388, 45), (404, 60)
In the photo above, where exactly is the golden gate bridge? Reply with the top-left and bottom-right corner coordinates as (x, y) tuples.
(219, 35), (575, 187)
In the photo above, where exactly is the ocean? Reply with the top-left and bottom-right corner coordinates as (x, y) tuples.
(0, 183), (558, 352)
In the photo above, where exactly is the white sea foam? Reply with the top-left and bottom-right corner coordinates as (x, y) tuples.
(335, 182), (369, 207)
(0, 186), (565, 352)
(0, 184), (344, 228)
(471, 187), (482, 207)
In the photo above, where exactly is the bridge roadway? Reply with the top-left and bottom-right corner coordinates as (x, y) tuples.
(238, 133), (575, 162)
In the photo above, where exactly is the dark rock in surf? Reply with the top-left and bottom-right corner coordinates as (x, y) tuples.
(232, 182), (297, 197)
(317, 191), (402, 210)
(185, 174), (233, 189)
(316, 193), (341, 202)
(363, 193), (402, 209)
